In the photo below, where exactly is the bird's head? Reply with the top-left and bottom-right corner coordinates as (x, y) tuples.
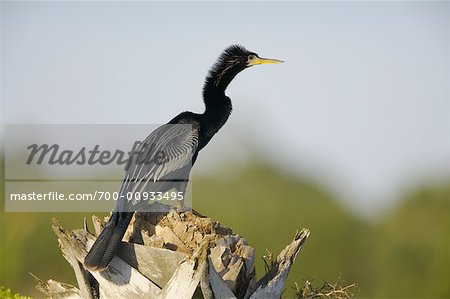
(219, 44), (284, 69)
(205, 45), (283, 92)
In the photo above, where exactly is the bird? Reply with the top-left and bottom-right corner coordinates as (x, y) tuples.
(83, 45), (283, 271)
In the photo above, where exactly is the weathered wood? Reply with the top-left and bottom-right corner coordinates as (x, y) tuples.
(200, 259), (214, 299)
(117, 243), (187, 288)
(32, 274), (83, 299)
(59, 240), (96, 299)
(248, 229), (310, 299)
(159, 259), (201, 299)
(222, 257), (244, 292)
(91, 256), (161, 299)
(52, 220), (162, 298)
(42, 208), (310, 299)
(208, 257), (237, 299)
(155, 225), (188, 253)
(91, 215), (105, 237)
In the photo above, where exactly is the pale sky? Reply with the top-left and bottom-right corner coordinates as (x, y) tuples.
(1, 1), (449, 215)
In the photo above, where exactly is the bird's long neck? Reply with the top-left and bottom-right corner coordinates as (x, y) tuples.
(201, 76), (233, 139)
(200, 53), (246, 141)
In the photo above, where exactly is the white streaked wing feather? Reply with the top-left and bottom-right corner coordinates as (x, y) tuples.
(121, 124), (199, 198)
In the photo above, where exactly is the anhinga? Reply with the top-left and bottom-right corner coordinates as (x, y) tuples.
(84, 45), (283, 271)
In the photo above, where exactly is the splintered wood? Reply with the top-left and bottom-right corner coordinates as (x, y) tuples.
(41, 207), (310, 299)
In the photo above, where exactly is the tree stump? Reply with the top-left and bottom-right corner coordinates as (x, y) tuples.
(38, 205), (310, 299)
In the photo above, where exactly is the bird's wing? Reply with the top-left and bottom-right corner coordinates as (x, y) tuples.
(119, 123), (199, 197)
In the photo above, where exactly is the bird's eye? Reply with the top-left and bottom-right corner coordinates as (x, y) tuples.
(247, 54), (256, 61)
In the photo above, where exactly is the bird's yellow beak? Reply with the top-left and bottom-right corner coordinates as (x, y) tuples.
(248, 57), (284, 66)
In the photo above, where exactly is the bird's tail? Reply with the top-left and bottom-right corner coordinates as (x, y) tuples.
(84, 212), (133, 271)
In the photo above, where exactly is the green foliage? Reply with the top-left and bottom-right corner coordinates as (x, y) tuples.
(193, 163), (450, 298)
(0, 286), (32, 299)
(192, 163), (368, 297)
(370, 184), (450, 297)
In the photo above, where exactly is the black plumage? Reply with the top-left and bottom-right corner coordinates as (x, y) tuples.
(84, 45), (282, 271)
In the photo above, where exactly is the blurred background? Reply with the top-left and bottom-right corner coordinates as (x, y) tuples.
(1, 1), (449, 297)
